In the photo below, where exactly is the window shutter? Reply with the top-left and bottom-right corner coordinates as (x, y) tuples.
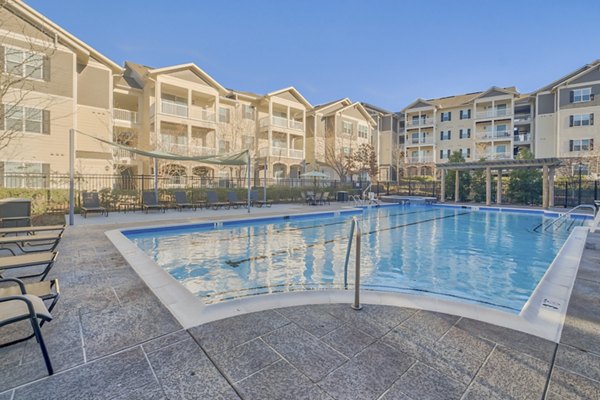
(42, 110), (50, 134)
(0, 104), (4, 131)
(467, 148), (471, 157)
(467, 128), (471, 138)
(43, 56), (51, 81)
(569, 115), (574, 127)
(591, 139), (595, 151)
(440, 131), (443, 140)
(468, 109), (471, 118)
(569, 91), (574, 103)
(569, 140), (574, 151)
(448, 112), (451, 121)
(440, 113), (443, 122)
(439, 150), (443, 159)
(459, 110), (463, 119)
(448, 130), (451, 140)
(590, 114), (594, 125)
(0, 46), (4, 73)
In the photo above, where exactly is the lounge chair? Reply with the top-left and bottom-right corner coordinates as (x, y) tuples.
(0, 251), (58, 281)
(321, 192), (331, 205)
(227, 192), (247, 209)
(206, 191), (230, 210)
(0, 232), (63, 255)
(0, 277), (59, 375)
(81, 192), (108, 218)
(0, 225), (65, 237)
(250, 190), (272, 208)
(142, 192), (166, 213)
(173, 191), (203, 211)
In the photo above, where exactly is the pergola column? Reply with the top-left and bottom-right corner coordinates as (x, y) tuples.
(496, 169), (502, 204)
(485, 167), (491, 206)
(454, 170), (460, 203)
(542, 165), (549, 209)
(549, 167), (555, 208)
(440, 170), (446, 202)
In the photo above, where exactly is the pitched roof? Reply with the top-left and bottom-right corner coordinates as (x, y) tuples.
(312, 98), (351, 113)
(404, 86), (519, 111)
(115, 75), (142, 90)
(9, 0), (121, 73)
(534, 60), (600, 93)
(265, 87), (312, 108)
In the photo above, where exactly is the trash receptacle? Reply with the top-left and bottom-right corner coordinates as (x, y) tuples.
(336, 191), (348, 202)
(0, 198), (31, 227)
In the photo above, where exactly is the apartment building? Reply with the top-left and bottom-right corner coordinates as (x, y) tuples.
(306, 99), (376, 181)
(533, 60), (600, 174)
(361, 103), (403, 182)
(401, 87), (534, 177)
(0, 0), (122, 185)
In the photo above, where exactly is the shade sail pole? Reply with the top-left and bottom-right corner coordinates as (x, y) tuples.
(263, 161), (267, 204)
(69, 128), (75, 226)
(154, 158), (159, 200)
(247, 154), (251, 213)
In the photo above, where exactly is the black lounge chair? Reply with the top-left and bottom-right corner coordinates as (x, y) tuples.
(0, 277), (60, 375)
(142, 192), (166, 213)
(206, 191), (229, 210)
(81, 192), (108, 218)
(0, 251), (58, 281)
(227, 192), (247, 209)
(0, 225), (65, 237)
(173, 191), (203, 211)
(251, 190), (272, 208)
(0, 232), (63, 255)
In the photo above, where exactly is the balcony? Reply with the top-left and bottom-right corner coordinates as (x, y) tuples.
(482, 152), (512, 160)
(259, 116), (304, 132)
(407, 155), (434, 163)
(475, 109), (512, 120)
(477, 131), (512, 140)
(405, 117), (434, 128)
(514, 133), (531, 143)
(113, 108), (138, 124)
(406, 136), (435, 146)
(289, 149), (304, 159)
(112, 148), (136, 161)
(188, 145), (217, 157)
(160, 100), (188, 117)
(257, 147), (304, 159)
(189, 107), (216, 123)
(513, 114), (531, 124)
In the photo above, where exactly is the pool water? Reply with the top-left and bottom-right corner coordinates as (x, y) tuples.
(126, 206), (584, 312)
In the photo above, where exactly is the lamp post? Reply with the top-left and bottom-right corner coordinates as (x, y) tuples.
(577, 162), (584, 205)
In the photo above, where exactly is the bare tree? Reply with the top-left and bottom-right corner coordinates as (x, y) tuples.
(218, 103), (254, 185)
(352, 143), (378, 181)
(324, 141), (355, 182)
(0, 1), (57, 152)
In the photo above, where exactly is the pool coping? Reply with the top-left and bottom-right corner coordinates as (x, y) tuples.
(105, 205), (588, 343)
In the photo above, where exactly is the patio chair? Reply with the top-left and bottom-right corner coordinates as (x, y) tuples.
(81, 192), (108, 218)
(227, 192), (247, 209)
(321, 192), (331, 205)
(0, 251), (58, 281)
(206, 191), (230, 210)
(173, 191), (202, 211)
(142, 192), (166, 214)
(314, 192), (324, 205)
(0, 277), (60, 375)
(250, 190), (273, 208)
(0, 232), (63, 255)
(0, 225), (65, 237)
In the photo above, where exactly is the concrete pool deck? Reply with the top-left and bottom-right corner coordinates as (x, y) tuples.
(0, 204), (598, 399)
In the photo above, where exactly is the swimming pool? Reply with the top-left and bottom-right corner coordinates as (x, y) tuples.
(124, 205), (586, 312)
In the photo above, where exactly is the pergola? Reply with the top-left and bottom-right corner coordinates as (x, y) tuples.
(436, 158), (562, 209)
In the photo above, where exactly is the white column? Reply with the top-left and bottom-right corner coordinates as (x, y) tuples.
(440, 170), (446, 202)
(486, 167), (491, 205)
(454, 170), (460, 203)
(268, 100), (273, 159)
(496, 169), (502, 204)
(543, 165), (549, 209)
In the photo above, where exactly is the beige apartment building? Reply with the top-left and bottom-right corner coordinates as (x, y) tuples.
(0, 0), (121, 186)
(306, 99), (376, 181)
(362, 103), (403, 182)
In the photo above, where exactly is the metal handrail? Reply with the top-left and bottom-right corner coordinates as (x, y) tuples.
(535, 204), (596, 233)
(343, 216), (362, 310)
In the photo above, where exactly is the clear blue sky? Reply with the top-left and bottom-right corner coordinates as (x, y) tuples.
(27, 0), (600, 111)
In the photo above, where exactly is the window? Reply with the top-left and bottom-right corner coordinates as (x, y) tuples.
(242, 135), (254, 149)
(460, 148), (471, 158)
(242, 104), (255, 120)
(439, 149), (451, 159)
(572, 164), (590, 175)
(2, 105), (48, 134)
(411, 115), (420, 125)
(3, 161), (49, 188)
(342, 120), (353, 134)
(440, 130), (451, 140)
(459, 109), (471, 120)
(459, 128), (471, 139)
(4, 47), (45, 80)
(570, 114), (594, 127)
(572, 88), (592, 103)
(219, 107), (230, 123)
(569, 139), (594, 152)
(440, 112), (451, 122)
(358, 124), (368, 139)
(411, 132), (420, 144)
(495, 144), (507, 154)
(496, 104), (507, 116)
(342, 146), (352, 155)
(218, 139), (230, 153)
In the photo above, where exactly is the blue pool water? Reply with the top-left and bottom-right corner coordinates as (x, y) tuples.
(125, 205), (585, 312)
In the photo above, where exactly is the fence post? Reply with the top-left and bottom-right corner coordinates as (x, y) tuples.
(564, 181), (568, 208)
(595, 180), (598, 201)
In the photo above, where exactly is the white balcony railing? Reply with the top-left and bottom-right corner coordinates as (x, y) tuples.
(258, 147), (269, 157)
(259, 116), (304, 131)
(482, 152), (512, 160)
(112, 148), (136, 159)
(289, 149), (304, 159)
(161, 100), (188, 117)
(188, 146), (216, 156)
(475, 109), (512, 119)
(113, 108), (138, 124)
(514, 133), (531, 143)
(477, 131), (512, 140)
(406, 117), (434, 128)
(513, 114), (531, 124)
(407, 156), (434, 163)
(406, 136), (435, 146)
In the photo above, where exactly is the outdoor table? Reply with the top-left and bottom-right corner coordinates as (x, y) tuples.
(118, 202), (138, 213)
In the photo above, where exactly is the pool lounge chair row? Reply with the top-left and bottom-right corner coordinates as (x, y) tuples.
(0, 223), (65, 376)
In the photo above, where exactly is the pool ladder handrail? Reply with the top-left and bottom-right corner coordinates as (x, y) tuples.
(343, 216), (362, 310)
(535, 204), (596, 233)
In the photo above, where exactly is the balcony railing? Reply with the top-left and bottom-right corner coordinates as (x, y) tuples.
(289, 149), (304, 159)
(475, 109), (512, 119)
(406, 137), (435, 146)
(514, 133), (531, 143)
(112, 148), (136, 159)
(113, 108), (138, 124)
(256, 147), (304, 158)
(477, 131), (512, 140)
(482, 152), (512, 160)
(513, 114), (531, 124)
(406, 117), (434, 128)
(407, 156), (434, 163)
(161, 100), (188, 117)
(189, 106), (216, 123)
(259, 116), (304, 131)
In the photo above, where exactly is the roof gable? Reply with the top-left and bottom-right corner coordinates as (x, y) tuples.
(266, 87), (312, 108)
(473, 87), (517, 100)
(337, 102), (376, 126)
(402, 98), (436, 111)
(148, 63), (228, 94)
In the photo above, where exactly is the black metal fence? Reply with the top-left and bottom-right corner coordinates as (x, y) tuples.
(553, 180), (600, 208)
